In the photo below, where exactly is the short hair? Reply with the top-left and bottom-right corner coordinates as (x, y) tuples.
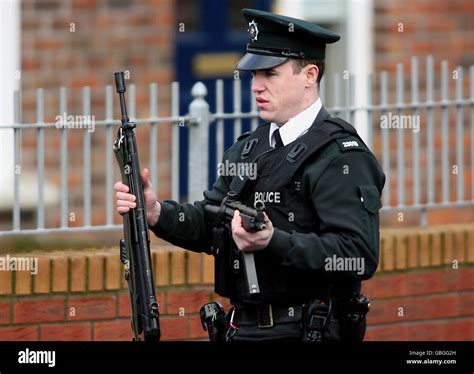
(291, 59), (325, 89)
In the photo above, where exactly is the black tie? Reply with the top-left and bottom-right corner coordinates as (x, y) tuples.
(273, 128), (284, 148)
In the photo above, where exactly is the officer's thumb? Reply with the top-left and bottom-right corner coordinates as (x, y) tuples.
(232, 210), (242, 229)
(141, 168), (151, 189)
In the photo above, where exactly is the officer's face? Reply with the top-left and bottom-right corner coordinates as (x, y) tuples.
(251, 61), (312, 125)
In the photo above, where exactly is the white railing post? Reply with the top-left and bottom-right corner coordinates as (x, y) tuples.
(347, 0), (373, 147)
(188, 82), (210, 202)
(0, 0), (20, 211)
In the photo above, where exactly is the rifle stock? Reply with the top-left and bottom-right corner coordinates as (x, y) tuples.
(113, 71), (161, 341)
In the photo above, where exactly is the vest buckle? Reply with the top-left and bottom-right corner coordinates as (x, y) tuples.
(287, 143), (307, 163)
(257, 304), (274, 328)
(241, 139), (258, 159)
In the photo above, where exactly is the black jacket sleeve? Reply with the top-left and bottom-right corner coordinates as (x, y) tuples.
(149, 143), (244, 253)
(149, 178), (227, 254)
(266, 150), (385, 281)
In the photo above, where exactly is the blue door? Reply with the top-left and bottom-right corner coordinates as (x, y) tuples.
(175, 0), (271, 200)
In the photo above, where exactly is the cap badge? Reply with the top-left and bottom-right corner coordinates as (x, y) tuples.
(248, 20), (259, 42)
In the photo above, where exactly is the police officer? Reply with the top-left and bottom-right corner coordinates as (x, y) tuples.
(115, 8), (385, 342)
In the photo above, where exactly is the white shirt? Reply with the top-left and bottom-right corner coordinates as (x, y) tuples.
(268, 98), (322, 147)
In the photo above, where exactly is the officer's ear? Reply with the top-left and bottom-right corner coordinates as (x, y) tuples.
(304, 64), (319, 88)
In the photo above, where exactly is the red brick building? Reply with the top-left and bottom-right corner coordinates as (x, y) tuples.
(0, 0), (472, 344)
(3, 0), (470, 231)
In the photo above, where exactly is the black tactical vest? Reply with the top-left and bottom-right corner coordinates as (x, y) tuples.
(214, 109), (366, 304)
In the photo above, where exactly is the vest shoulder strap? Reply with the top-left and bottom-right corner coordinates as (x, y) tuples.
(229, 124), (271, 196)
(322, 117), (357, 135)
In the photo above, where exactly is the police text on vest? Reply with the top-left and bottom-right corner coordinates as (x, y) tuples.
(18, 348), (56, 367)
(254, 191), (280, 204)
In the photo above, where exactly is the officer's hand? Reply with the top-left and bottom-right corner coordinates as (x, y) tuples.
(231, 211), (274, 252)
(114, 168), (161, 227)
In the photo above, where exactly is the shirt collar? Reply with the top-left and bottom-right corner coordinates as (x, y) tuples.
(269, 98), (322, 147)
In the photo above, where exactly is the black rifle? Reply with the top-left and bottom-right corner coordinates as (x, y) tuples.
(113, 71), (161, 342)
(205, 191), (266, 295)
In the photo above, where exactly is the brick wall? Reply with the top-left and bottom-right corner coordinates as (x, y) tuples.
(363, 224), (474, 340)
(374, 0), (474, 72)
(15, 0), (176, 229)
(21, 0), (175, 112)
(9, 0), (474, 232)
(0, 246), (222, 341)
(371, 0), (474, 218)
(0, 224), (473, 341)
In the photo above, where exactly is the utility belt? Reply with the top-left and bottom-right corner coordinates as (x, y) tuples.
(301, 294), (371, 342)
(233, 304), (305, 328)
(199, 294), (370, 342)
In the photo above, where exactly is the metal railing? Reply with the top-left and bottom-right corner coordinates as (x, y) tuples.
(323, 56), (474, 222)
(0, 56), (473, 236)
